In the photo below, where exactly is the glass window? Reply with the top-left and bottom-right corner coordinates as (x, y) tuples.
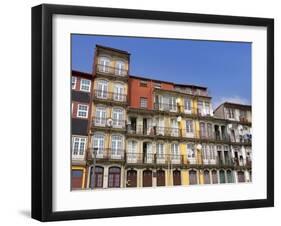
(77, 104), (88, 118)
(226, 170), (234, 183)
(140, 80), (148, 87)
(111, 135), (123, 156)
(115, 61), (125, 76)
(80, 79), (91, 92)
(171, 143), (180, 160)
(186, 120), (193, 133)
(156, 143), (165, 159)
(72, 76), (77, 89)
(95, 106), (106, 126)
(98, 57), (110, 73)
(187, 143), (195, 158)
(127, 140), (137, 161)
(112, 108), (124, 127)
(140, 97), (148, 108)
(113, 83), (125, 101)
(184, 97), (192, 111)
(96, 80), (108, 98)
(93, 133), (104, 156)
(219, 170), (226, 183)
(72, 137), (86, 156)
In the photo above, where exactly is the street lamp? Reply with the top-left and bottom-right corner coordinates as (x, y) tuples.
(91, 147), (98, 189)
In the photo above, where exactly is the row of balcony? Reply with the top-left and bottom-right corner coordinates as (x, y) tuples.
(91, 119), (251, 144)
(88, 149), (252, 168)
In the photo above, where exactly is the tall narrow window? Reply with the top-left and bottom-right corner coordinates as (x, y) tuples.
(156, 143), (165, 160)
(95, 106), (106, 126)
(186, 120), (193, 133)
(169, 96), (177, 111)
(200, 122), (206, 138)
(111, 135), (123, 158)
(112, 108), (124, 127)
(72, 76), (77, 89)
(207, 123), (213, 138)
(171, 143), (180, 162)
(184, 97), (192, 112)
(113, 83), (125, 101)
(171, 118), (179, 136)
(93, 133), (104, 157)
(80, 79), (91, 92)
(99, 57), (110, 73)
(187, 143), (196, 164)
(72, 137), (86, 157)
(96, 80), (108, 99)
(127, 140), (137, 163)
(197, 100), (203, 115)
(77, 104), (88, 118)
(115, 61), (125, 76)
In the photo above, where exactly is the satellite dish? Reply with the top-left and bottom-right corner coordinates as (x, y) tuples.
(107, 118), (113, 127)
(177, 116), (182, 122)
(196, 144), (202, 150)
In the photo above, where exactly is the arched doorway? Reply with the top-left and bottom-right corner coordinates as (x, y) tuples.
(203, 170), (210, 184)
(108, 167), (121, 188)
(157, 170), (165, 186)
(127, 169), (137, 187)
(211, 170), (218, 184)
(173, 170), (181, 186)
(219, 170), (226, 183)
(237, 171), (245, 182)
(90, 166), (104, 188)
(143, 170), (152, 187)
(189, 170), (197, 185)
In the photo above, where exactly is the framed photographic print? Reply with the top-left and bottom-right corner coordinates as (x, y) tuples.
(31, 4), (274, 222)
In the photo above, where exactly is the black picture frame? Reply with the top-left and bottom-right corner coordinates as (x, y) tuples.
(31, 4), (274, 222)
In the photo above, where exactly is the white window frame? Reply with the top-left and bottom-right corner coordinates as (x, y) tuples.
(186, 120), (193, 134)
(72, 136), (87, 158)
(111, 135), (123, 159)
(72, 76), (77, 89)
(93, 133), (105, 158)
(80, 79), (91, 92)
(99, 57), (110, 73)
(115, 61), (126, 76)
(95, 106), (106, 126)
(96, 79), (108, 99)
(112, 108), (124, 128)
(184, 97), (192, 113)
(113, 83), (125, 101)
(156, 143), (165, 163)
(127, 140), (137, 163)
(187, 143), (196, 163)
(171, 143), (180, 163)
(77, 104), (88, 118)
(140, 97), (148, 108)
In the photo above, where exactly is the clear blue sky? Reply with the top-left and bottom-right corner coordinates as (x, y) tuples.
(72, 34), (251, 108)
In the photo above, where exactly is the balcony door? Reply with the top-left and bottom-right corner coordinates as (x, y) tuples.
(95, 107), (106, 126)
(171, 119), (179, 136)
(93, 133), (104, 158)
(115, 61), (125, 76)
(112, 108), (124, 128)
(171, 143), (180, 164)
(143, 142), (153, 163)
(96, 80), (108, 99)
(114, 84), (125, 101)
(127, 140), (137, 163)
(111, 135), (123, 159)
(156, 143), (165, 164)
(99, 57), (110, 73)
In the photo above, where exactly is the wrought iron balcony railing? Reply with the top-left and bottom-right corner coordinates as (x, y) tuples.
(127, 125), (181, 137)
(93, 89), (127, 102)
(88, 148), (125, 161)
(125, 153), (184, 165)
(92, 117), (126, 129)
(96, 64), (128, 76)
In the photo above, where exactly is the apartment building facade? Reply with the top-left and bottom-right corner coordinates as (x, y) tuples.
(71, 70), (93, 189)
(71, 45), (252, 190)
